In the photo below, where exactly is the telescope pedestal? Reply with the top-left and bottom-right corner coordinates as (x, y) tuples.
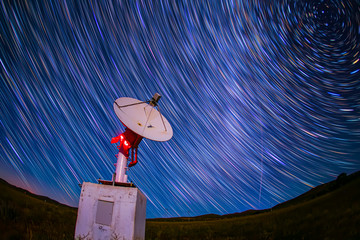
(115, 152), (128, 183)
(75, 182), (146, 240)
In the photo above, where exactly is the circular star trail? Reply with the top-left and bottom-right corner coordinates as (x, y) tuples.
(1, 0), (359, 218)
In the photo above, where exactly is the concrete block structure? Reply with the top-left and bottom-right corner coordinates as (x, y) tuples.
(75, 182), (146, 240)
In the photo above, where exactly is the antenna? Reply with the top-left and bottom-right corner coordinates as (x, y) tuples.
(110, 93), (173, 183)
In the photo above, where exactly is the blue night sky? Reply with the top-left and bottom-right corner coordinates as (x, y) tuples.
(0, 0), (359, 218)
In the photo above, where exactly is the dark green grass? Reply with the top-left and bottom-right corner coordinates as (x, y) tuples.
(0, 179), (77, 240)
(146, 171), (360, 240)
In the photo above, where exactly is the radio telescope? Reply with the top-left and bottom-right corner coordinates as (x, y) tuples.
(109, 93), (173, 183)
(75, 93), (173, 240)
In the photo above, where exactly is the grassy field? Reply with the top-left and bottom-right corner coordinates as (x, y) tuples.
(0, 179), (77, 240)
(146, 171), (360, 240)
(0, 171), (359, 239)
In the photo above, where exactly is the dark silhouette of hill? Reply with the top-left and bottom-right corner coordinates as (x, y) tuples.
(1, 170), (359, 239)
(147, 170), (360, 239)
(271, 171), (360, 210)
(0, 178), (77, 240)
(0, 178), (77, 208)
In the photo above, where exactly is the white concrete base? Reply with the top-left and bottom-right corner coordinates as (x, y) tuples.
(75, 182), (146, 240)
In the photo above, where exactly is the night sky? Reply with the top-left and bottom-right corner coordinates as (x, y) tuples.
(1, 0), (359, 218)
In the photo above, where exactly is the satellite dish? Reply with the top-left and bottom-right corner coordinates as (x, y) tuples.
(113, 97), (173, 142)
(100, 93), (173, 185)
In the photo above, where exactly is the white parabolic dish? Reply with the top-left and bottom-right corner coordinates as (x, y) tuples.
(114, 97), (173, 142)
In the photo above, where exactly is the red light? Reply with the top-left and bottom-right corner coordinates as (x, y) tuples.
(120, 135), (124, 141)
(124, 140), (129, 146)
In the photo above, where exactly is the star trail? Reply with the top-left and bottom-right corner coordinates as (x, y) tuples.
(1, 0), (359, 218)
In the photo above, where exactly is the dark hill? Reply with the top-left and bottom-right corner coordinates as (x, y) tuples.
(147, 170), (360, 239)
(0, 178), (77, 240)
